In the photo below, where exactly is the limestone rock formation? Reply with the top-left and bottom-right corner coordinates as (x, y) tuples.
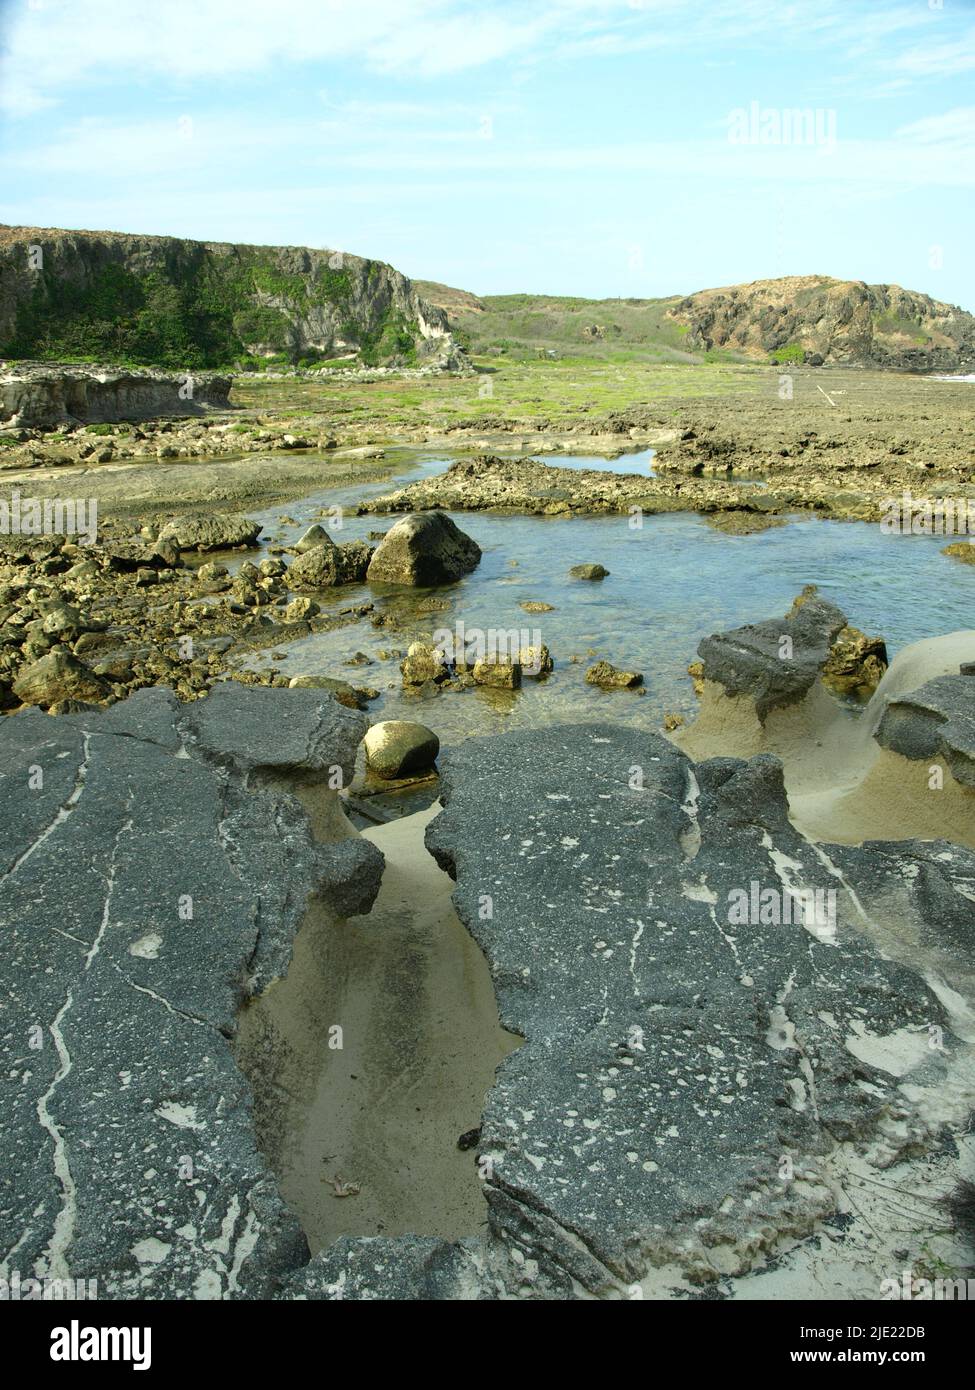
(0, 363), (232, 428)
(156, 512), (262, 551)
(366, 512), (481, 587)
(0, 224), (463, 370)
(875, 669), (975, 788)
(666, 275), (975, 371)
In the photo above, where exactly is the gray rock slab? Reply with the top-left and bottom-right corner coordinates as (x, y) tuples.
(424, 725), (965, 1291)
(874, 671), (975, 787)
(696, 592), (847, 719)
(0, 686), (382, 1298)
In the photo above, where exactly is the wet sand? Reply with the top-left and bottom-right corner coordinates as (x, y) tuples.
(675, 630), (975, 850)
(236, 803), (520, 1252)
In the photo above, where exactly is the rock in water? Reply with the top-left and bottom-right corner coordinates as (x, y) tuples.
(586, 660), (643, 689)
(288, 538), (373, 589)
(366, 512), (481, 586)
(293, 524), (332, 553)
(472, 657), (521, 689)
(288, 674), (364, 710)
(570, 563), (609, 580)
(157, 512), (262, 551)
(364, 720), (440, 779)
(287, 538), (341, 588)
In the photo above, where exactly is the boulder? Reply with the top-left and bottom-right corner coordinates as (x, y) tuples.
(472, 658), (521, 689)
(363, 720), (440, 779)
(570, 563), (609, 580)
(294, 524), (331, 553)
(943, 541), (975, 565)
(586, 661), (643, 689)
(287, 538), (341, 589)
(281, 597), (320, 623)
(287, 538), (371, 589)
(366, 512), (481, 586)
(695, 586), (848, 721)
(401, 642), (449, 687)
(875, 671), (975, 788)
(518, 644), (553, 677)
(157, 512), (262, 551)
(12, 648), (112, 708)
(821, 625), (888, 701)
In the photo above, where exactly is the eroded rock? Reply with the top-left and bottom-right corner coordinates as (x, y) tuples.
(366, 512), (481, 586)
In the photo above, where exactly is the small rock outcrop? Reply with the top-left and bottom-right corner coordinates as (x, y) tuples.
(287, 538), (375, 589)
(0, 364), (233, 428)
(156, 512), (262, 551)
(11, 647), (112, 708)
(666, 275), (975, 371)
(875, 668), (975, 788)
(366, 512), (481, 587)
(695, 587), (849, 720)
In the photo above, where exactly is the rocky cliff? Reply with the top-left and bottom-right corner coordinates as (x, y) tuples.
(0, 225), (464, 371)
(667, 275), (975, 370)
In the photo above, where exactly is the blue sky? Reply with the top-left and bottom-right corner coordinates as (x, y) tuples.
(1, 0), (973, 306)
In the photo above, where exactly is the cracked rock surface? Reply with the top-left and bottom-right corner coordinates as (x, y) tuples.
(417, 726), (972, 1294)
(0, 685), (381, 1299)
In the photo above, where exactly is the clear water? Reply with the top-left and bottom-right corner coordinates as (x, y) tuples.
(528, 448), (656, 475)
(240, 449), (975, 747)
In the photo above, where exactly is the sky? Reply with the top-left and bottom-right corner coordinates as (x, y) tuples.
(0, 0), (973, 306)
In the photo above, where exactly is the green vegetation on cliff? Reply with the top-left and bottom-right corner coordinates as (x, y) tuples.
(0, 231), (437, 369)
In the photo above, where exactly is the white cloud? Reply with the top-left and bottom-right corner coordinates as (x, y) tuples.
(0, 0), (965, 118)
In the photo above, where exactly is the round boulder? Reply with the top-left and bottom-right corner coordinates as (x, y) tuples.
(364, 720), (440, 779)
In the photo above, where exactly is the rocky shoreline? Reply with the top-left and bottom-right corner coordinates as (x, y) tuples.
(360, 452), (975, 530)
(2, 600), (972, 1299)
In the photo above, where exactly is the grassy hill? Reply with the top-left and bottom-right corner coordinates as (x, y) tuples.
(412, 276), (975, 372)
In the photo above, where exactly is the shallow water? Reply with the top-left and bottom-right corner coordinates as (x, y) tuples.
(530, 447), (656, 475)
(240, 448), (975, 748)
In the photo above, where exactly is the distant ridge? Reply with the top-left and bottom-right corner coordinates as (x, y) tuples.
(414, 273), (975, 371)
